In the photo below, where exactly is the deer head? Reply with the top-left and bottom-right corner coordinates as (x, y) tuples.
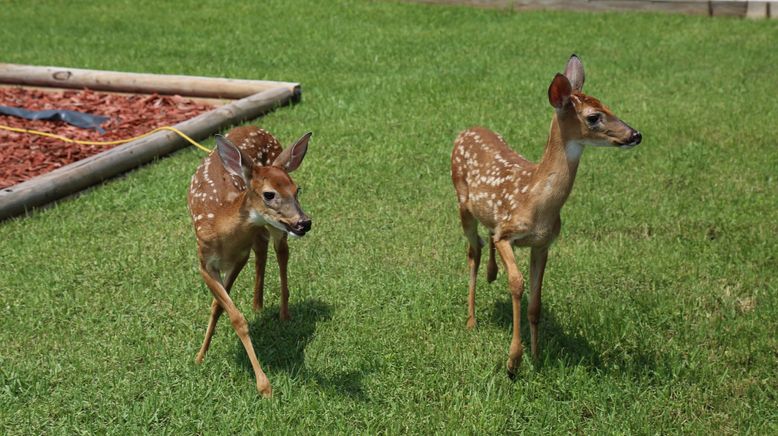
(215, 132), (312, 237)
(548, 55), (642, 150)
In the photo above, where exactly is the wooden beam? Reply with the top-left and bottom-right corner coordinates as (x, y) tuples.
(0, 64), (300, 100)
(0, 84), (233, 107)
(710, 1), (748, 16)
(511, 0), (711, 15)
(409, 0), (762, 17)
(746, 1), (769, 18)
(0, 86), (297, 220)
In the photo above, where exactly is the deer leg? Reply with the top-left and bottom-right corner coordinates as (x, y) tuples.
(486, 232), (498, 283)
(459, 207), (483, 330)
(195, 299), (223, 364)
(196, 257), (248, 363)
(199, 264), (272, 397)
(528, 246), (548, 361)
(272, 233), (291, 321)
(494, 239), (525, 378)
(252, 228), (270, 312)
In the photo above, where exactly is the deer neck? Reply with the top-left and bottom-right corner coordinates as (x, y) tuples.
(532, 113), (582, 215)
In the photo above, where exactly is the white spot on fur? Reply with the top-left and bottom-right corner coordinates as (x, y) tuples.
(545, 174), (557, 193)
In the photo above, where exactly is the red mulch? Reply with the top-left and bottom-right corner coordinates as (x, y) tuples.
(0, 87), (214, 189)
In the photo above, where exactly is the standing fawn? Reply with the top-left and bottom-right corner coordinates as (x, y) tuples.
(188, 126), (312, 397)
(451, 55), (641, 377)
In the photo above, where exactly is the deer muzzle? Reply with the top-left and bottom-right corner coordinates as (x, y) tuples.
(619, 129), (642, 149)
(289, 216), (312, 237)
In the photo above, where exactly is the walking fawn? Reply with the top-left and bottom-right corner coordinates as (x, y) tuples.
(451, 55), (641, 377)
(188, 126), (312, 397)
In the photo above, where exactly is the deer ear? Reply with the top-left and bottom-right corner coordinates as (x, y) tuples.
(215, 134), (253, 182)
(548, 73), (573, 110)
(273, 132), (311, 173)
(564, 54), (585, 92)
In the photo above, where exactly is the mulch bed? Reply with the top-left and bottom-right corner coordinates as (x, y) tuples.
(0, 87), (214, 189)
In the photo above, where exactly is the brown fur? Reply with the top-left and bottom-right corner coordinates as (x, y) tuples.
(187, 126), (311, 397)
(451, 56), (640, 377)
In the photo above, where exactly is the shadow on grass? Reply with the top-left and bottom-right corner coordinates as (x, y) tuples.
(234, 298), (369, 400)
(489, 297), (660, 378)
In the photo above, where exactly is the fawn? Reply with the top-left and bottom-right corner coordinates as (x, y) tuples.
(188, 125), (312, 397)
(451, 55), (641, 377)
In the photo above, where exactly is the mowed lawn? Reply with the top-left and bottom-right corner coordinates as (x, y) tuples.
(1, 0), (776, 433)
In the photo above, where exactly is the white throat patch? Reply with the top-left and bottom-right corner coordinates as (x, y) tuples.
(248, 210), (268, 226)
(565, 141), (584, 162)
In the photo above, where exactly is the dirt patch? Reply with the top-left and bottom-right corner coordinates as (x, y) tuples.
(0, 87), (214, 189)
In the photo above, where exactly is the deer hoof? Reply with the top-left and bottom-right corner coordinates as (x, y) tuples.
(257, 380), (273, 398)
(506, 355), (522, 380)
(486, 267), (498, 283)
(466, 317), (477, 330)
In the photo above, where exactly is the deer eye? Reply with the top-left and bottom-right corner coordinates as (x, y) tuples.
(262, 191), (276, 201)
(586, 113), (602, 125)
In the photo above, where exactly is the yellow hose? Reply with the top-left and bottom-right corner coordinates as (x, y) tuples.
(0, 124), (212, 153)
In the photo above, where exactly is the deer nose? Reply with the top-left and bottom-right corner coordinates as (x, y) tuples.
(298, 218), (312, 233)
(629, 131), (642, 145)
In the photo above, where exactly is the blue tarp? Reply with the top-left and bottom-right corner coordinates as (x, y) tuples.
(0, 106), (109, 134)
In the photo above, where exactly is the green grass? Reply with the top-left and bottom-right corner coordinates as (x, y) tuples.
(1, 0), (776, 433)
